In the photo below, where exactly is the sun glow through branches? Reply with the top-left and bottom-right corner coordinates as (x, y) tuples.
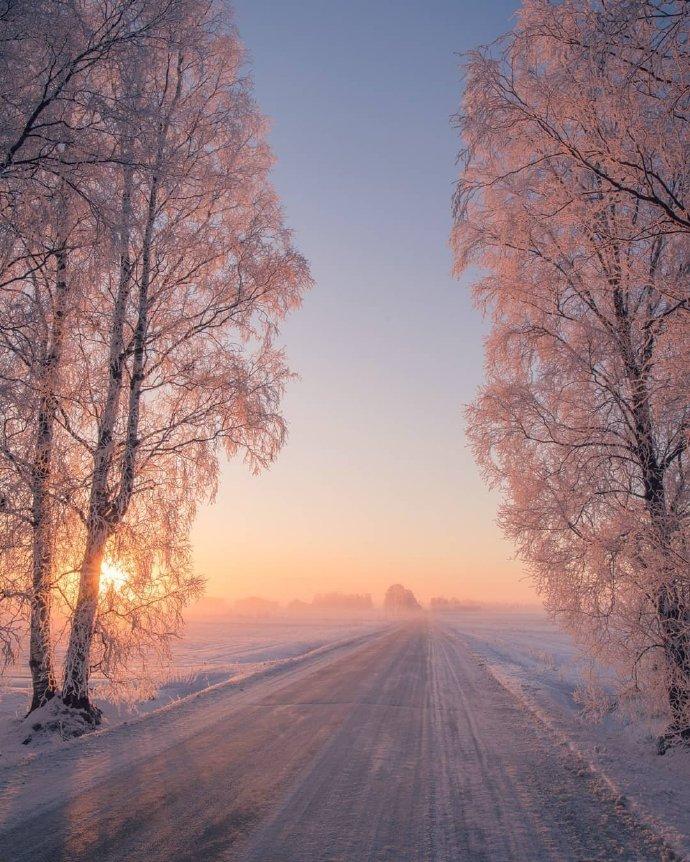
(100, 561), (128, 594)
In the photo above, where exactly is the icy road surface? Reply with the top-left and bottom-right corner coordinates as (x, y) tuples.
(0, 621), (672, 861)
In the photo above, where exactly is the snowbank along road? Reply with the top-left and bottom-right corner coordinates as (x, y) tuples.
(0, 620), (675, 861)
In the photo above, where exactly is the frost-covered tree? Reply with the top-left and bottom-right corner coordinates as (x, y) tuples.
(2, 189), (98, 712)
(0, 0), (173, 183)
(459, 0), (688, 240)
(384, 584), (422, 614)
(454, 0), (689, 745)
(0, 0), (310, 724)
(0, 0), (196, 715)
(59, 2), (310, 719)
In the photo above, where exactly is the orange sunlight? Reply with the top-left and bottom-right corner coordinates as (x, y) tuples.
(100, 561), (128, 594)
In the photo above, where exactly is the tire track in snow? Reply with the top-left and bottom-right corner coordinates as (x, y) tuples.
(237, 620), (671, 861)
(0, 620), (676, 861)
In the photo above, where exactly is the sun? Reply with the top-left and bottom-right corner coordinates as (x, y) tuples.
(100, 561), (128, 594)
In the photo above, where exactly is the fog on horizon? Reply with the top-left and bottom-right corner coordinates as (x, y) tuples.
(190, 0), (535, 609)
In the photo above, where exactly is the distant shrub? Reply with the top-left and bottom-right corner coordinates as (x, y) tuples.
(384, 584), (422, 613)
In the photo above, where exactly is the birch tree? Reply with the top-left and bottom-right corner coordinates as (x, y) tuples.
(454, 0), (690, 746)
(59, 3), (310, 719)
(0, 177), (120, 711)
(0, 0), (175, 184)
(461, 0), (689, 239)
(0, 0), (309, 724)
(0, 0), (181, 713)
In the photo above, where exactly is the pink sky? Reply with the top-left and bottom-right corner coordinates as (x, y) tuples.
(190, 0), (536, 607)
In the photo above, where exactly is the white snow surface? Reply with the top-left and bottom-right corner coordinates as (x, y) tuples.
(443, 609), (690, 856)
(0, 610), (690, 862)
(0, 613), (388, 766)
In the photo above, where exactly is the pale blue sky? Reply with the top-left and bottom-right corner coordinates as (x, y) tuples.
(193, 0), (536, 605)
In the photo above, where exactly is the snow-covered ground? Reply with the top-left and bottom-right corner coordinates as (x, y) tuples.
(442, 609), (690, 857)
(0, 613), (389, 767)
(0, 620), (674, 861)
(2, 609), (689, 859)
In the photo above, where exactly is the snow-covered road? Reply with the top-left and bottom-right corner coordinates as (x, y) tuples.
(0, 621), (673, 861)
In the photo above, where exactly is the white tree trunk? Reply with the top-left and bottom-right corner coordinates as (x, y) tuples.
(62, 164), (134, 714)
(28, 246), (68, 713)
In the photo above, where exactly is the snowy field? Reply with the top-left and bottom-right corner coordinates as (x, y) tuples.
(2, 609), (690, 859)
(0, 612), (389, 767)
(442, 609), (690, 856)
(0, 618), (681, 861)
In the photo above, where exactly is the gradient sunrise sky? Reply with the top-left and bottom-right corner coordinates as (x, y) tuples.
(190, 0), (537, 606)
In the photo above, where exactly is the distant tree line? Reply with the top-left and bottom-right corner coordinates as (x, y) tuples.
(311, 592), (373, 610)
(429, 598), (481, 613)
